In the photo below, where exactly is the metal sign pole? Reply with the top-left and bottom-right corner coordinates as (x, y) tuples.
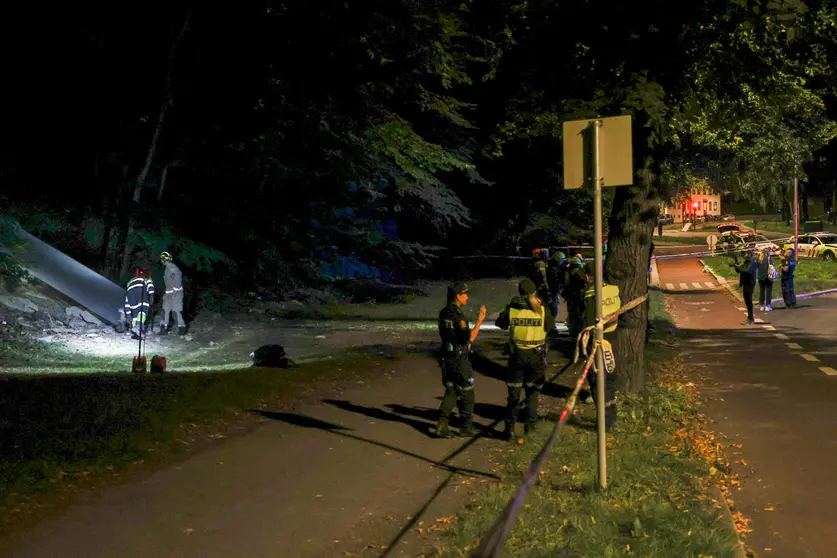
(794, 177), (799, 261)
(590, 120), (607, 491)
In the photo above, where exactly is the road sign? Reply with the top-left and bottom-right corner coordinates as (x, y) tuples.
(707, 235), (718, 251)
(562, 115), (633, 190)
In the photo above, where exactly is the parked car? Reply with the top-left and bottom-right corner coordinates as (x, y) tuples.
(782, 233), (837, 261)
(717, 223), (741, 235)
(716, 232), (779, 254)
(657, 214), (674, 225)
(720, 214), (736, 221)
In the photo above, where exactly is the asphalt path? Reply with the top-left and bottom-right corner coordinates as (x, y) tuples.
(658, 257), (837, 557)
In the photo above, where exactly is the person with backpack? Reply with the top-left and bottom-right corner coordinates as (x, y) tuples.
(757, 247), (778, 312)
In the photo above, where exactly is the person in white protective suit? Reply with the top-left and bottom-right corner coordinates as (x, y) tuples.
(158, 251), (187, 335)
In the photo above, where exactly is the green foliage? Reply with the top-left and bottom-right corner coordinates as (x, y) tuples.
(132, 227), (225, 272)
(0, 216), (29, 291)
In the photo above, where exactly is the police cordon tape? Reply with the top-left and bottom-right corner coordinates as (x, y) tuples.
(451, 235), (797, 264)
(470, 295), (648, 558)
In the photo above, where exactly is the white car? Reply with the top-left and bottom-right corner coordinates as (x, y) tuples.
(716, 232), (779, 254)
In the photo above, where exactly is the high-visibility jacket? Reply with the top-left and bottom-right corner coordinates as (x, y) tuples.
(583, 284), (621, 333)
(124, 277), (155, 320)
(509, 305), (547, 349)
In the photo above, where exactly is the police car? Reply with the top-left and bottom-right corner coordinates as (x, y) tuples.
(782, 233), (837, 261)
(715, 231), (779, 254)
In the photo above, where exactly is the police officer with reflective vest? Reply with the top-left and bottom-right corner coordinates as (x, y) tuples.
(124, 268), (155, 338)
(583, 282), (621, 431)
(495, 278), (554, 441)
(434, 282), (486, 438)
(159, 251), (187, 335)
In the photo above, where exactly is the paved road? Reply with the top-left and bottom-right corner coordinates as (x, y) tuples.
(658, 257), (837, 557)
(1, 332), (537, 558)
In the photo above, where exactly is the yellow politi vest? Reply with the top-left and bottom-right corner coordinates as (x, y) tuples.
(509, 305), (547, 349)
(584, 284), (621, 333)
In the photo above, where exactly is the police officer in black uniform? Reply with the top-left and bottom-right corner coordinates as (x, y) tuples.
(495, 278), (554, 441)
(434, 282), (486, 438)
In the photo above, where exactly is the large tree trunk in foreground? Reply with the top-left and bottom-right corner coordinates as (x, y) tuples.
(605, 167), (658, 393)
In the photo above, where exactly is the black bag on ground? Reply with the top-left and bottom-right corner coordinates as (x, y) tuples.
(252, 344), (293, 368)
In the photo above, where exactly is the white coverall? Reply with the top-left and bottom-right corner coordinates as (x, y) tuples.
(161, 261), (186, 329)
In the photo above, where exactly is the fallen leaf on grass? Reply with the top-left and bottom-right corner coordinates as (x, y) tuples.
(384, 451), (392, 456)
(764, 506), (775, 512)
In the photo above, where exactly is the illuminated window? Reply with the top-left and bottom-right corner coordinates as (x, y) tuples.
(714, 201), (718, 210)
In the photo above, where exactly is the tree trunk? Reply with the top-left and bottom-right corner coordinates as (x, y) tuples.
(832, 186), (835, 225)
(118, 12), (191, 279)
(801, 183), (809, 222)
(604, 165), (658, 393)
(783, 199), (791, 226)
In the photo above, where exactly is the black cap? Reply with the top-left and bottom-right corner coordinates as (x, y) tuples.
(518, 278), (537, 295)
(451, 281), (469, 295)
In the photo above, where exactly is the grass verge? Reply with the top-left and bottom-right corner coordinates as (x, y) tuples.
(703, 255), (837, 295)
(0, 351), (384, 532)
(741, 219), (837, 234)
(434, 292), (743, 557)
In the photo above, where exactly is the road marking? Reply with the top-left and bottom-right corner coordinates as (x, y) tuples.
(754, 318), (765, 324)
(786, 343), (803, 350)
(774, 333), (790, 340)
(762, 325), (776, 331)
(820, 367), (837, 376)
(704, 282), (715, 289)
(692, 282), (703, 289)
(679, 283), (689, 290)
(736, 307), (745, 311)
(666, 283), (675, 290)
(800, 354), (820, 362)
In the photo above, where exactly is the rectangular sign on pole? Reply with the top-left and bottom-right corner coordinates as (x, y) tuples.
(562, 115), (633, 190)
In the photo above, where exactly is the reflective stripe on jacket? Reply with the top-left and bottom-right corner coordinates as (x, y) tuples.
(509, 305), (547, 349)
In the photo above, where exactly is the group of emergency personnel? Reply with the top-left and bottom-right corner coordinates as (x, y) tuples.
(434, 248), (621, 441)
(121, 251), (187, 339)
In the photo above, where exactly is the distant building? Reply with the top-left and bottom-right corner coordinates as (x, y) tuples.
(662, 184), (721, 222)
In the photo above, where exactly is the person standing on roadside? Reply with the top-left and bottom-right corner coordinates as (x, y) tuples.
(757, 247), (778, 312)
(434, 282), (486, 438)
(731, 246), (758, 324)
(781, 248), (798, 308)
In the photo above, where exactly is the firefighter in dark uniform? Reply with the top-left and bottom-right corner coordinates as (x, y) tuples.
(582, 282), (621, 431)
(547, 251), (566, 323)
(434, 282), (487, 438)
(495, 278), (555, 441)
(124, 268), (155, 339)
(530, 248), (551, 307)
(562, 254), (588, 336)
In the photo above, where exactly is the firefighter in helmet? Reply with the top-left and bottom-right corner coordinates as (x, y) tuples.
(124, 268), (155, 338)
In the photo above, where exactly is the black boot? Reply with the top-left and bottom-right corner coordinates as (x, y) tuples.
(177, 325), (188, 336)
(458, 418), (477, 437)
(499, 421), (515, 442)
(434, 417), (454, 439)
